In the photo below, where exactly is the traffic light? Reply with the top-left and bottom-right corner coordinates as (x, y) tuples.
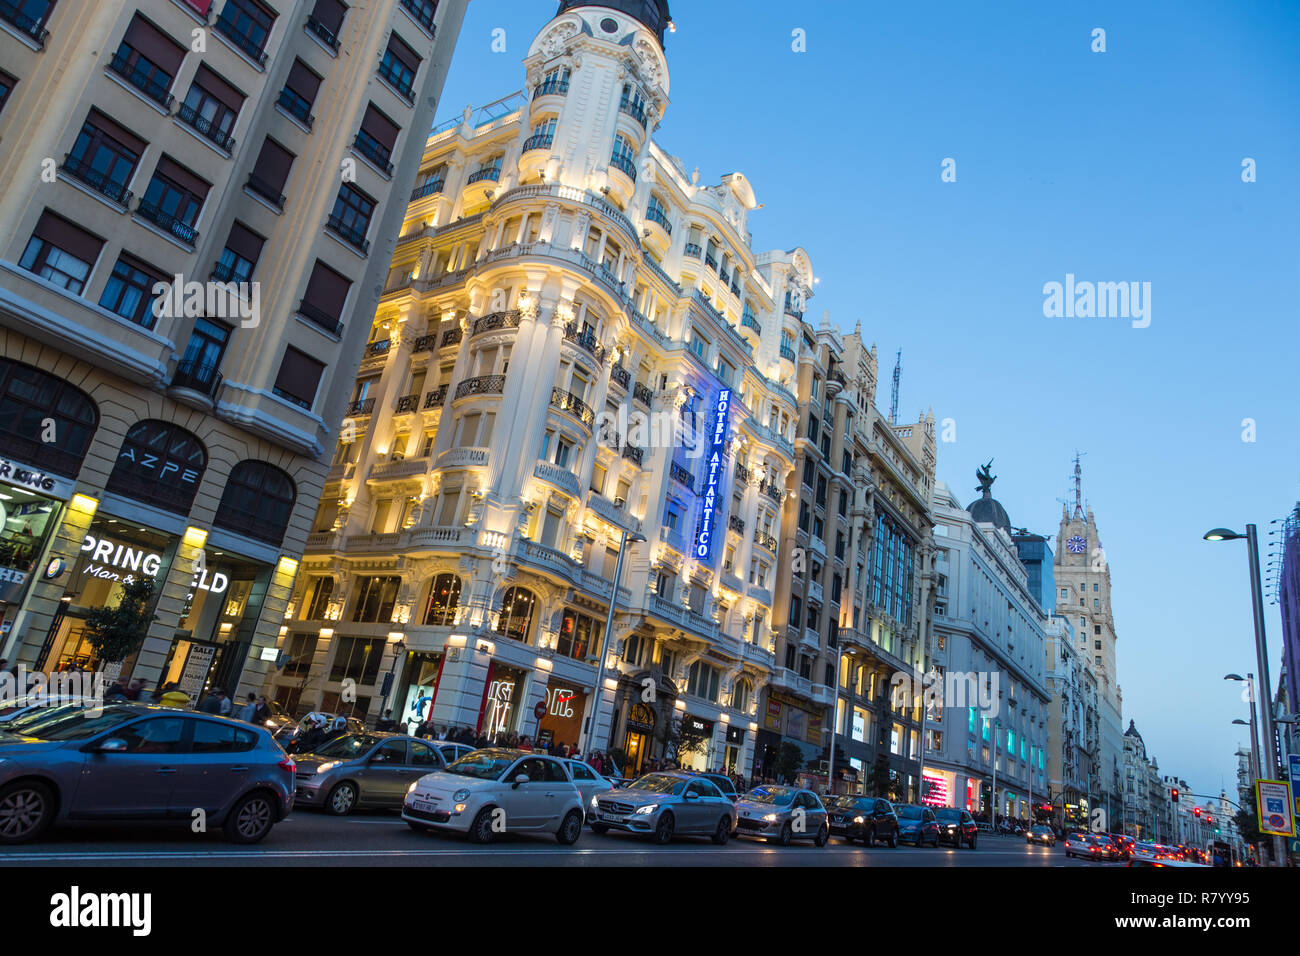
(1193, 807), (1202, 818)
(1171, 788), (1179, 803)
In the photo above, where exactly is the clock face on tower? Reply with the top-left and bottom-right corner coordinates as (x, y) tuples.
(1066, 535), (1087, 554)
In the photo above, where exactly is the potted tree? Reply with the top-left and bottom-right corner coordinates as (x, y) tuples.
(83, 576), (158, 667)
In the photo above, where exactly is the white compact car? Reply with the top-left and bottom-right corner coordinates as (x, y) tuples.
(403, 748), (585, 844)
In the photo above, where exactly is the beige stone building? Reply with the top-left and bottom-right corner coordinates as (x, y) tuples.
(0, 0), (467, 699)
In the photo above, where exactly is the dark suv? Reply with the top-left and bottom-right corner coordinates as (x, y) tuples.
(694, 772), (739, 803)
(826, 795), (899, 846)
(934, 806), (979, 848)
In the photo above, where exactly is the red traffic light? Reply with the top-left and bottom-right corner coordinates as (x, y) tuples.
(1171, 788), (1179, 803)
(1193, 807), (1202, 817)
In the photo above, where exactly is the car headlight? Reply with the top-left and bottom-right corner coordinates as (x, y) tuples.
(853, 816), (865, 824)
(590, 796), (600, 810)
(407, 781), (419, 794)
(634, 804), (657, 815)
(452, 789), (471, 802)
(763, 813), (778, 822)
(314, 762), (339, 774)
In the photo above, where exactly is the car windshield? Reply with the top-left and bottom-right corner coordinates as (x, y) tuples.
(934, 808), (961, 822)
(627, 773), (687, 795)
(0, 701), (96, 732)
(8, 706), (143, 741)
(313, 734), (382, 758)
(896, 805), (925, 819)
(830, 796), (874, 811)
(1033, 826), (1051, 833)
(744, 786), (795, 806)
(445, 750), (517, 780)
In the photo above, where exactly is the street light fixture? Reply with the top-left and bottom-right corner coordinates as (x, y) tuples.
(579, 526), (646, 755)
(1225, 674), (1262, 785)
(1205, 523), (1286, 866)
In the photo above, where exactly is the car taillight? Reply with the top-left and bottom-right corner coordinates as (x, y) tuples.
(278, 757), (296, 775)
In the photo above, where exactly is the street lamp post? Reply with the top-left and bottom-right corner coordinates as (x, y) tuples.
(579, 526), (645, 755)
(1226, 674), (1263, 784)
(1205, 526), (1287, 866)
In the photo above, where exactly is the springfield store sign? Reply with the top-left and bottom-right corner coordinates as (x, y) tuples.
(79, 534), (229, 594)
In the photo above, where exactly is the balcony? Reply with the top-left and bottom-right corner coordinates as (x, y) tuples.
(533, 76), (569, 97)
(651, 595), (716, 641)
(670, 461), (694, 490)
(169, 357), (222, 397)
(369, 457), (429, 481)
(619, 99), (647, 129)
(177, 102), (236, 151)
(741, 311), (762, 337)
(410, 179), (445, 201)
(441, 327), (463, 348)
(326, 214), (371, 255)
(454, 375), (506, 400)
(213, 13), (269, 66)
(277, 87), (314, 128)
(345, 397), (375, 417)
(645, 205), (671, 236)
(683, 242), (702, 259)
(136, 198), (198, 246)
(395, 394), (420, 413)
(753, 530), (778, 554)
(728, 513), (746, 535)
(622, 444), (644, 466)
(632, 381), (654, 407)
(563, 324), (605, 364)
(408, 527), (463, 550)
(366, 339), (390, 358)
(759, 479), (784, 503)
(704, 253), (718, 271)
(533, 461), (580, 498)
(610, 364), (630, 389)
(550, 387), (594, 428)
(780, 342), (797, 362)
(352, 134), (394, 175)
(521, 133), (554, 154)
(108, 52), (174, 109)
(377, 58), (415, 103)
(399, 0), (437, 33)
(437, 447), (488, 468)
(1, 0), (50, 46)
(734, 460), (750, 484)
(466, 167), (501, 185)
(59, 154), (132, 207)
(245, 173), (286, 210)
(298, 301), (344, 337)
(471, 310), (521, 336)
(424, 385), (447, 408)
(609, 152), (637, 182)
(304, 14), (340, 51)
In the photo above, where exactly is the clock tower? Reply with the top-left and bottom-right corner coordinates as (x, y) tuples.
(1054, 492), (1124, 818)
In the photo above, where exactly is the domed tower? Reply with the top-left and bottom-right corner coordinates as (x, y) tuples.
(519, 2), (672, 208)
(966, 459), (1012, 534)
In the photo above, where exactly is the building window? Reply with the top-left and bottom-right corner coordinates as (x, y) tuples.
(353, 103), (399, 174)
(0, 356), (98, 477)
(535, 65), (570, 97)
(178, 64), (243, 150)
(278, 58), (321, 126)
(306, 0), (346, 50)
(273, 346), (325, 410)
(0, 70), (15, 115)
(495, 587), (536, 643)
(98, 253), (166, 328)
(327, 182), (375, 252)
(214, 0), (276, 65)
(111, 14), (185, 107)
(558, 609), (603, 661)
(62, 110), (144, 206)
(214, 221), (264, 283)
(247, 136), (294, 208)
(421, 573), (462, 626)
(297, 259), (350, 335)
(351, 575), (400, 623)
(213, 460), (296, 545)
(20, 210), (102, 294)
(610, 133), (636, 180)
(328, 636), (384, 684)
(399, 0), (437, 32)
(139, 155), (210, 245)
(304, 576), (334, 620)
(686, 660), (720, 703)
(174, 316), (231, 396)
(106, 419), (207, 513)
(378, 32), (420, 101)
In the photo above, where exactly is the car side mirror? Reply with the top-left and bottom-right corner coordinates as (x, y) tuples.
(513, 774), (530, 788)
(683, 791), (698, 801)
(96, 738), (128, 753)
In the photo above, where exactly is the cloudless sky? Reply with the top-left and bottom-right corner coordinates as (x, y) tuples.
(434, 1), (1300, 799)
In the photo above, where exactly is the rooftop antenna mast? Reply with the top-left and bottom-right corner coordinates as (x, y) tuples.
(889, 349), (901, 426)
(1072, 452), (1086, 521)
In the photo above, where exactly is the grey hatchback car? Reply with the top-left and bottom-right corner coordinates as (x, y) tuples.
(734, 785), (829, 846)
(0, 703), (294, 844)
(592, 771), (737, 844)
(293, 733), (447, 814)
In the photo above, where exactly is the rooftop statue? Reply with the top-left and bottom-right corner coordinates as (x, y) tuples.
(976, 459), (996, 494)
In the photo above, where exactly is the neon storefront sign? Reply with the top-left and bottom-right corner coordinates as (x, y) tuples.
(692, 388), (731, 561)
(79, 534), (229, 594)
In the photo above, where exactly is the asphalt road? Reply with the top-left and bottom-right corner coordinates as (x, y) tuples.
(0, 814), (1116, 867)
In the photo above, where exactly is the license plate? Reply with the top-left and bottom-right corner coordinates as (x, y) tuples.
(601, 812), (625, 822)
(410, 800), (439, 814)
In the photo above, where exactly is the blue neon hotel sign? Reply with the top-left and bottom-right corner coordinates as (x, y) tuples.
(693, 388), (732, 561)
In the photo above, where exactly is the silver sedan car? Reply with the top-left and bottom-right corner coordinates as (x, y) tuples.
(591, 771), (737, 844)
(292, 733), (447, 814)
(734, 785), (830, 846)
(558, 757), (614, 819)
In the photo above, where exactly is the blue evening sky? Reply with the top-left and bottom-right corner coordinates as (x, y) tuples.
(433, 1), (1300, 799)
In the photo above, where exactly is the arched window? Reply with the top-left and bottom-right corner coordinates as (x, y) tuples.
(106, 419), (206, 514)
(0, 357), (98, 477)
(686, 660), (720, 702)
(423, 573), (462, 626)
(733, 680), (752, 713)
(214, 460), (296, 545)
(495, 586), (536, 643)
